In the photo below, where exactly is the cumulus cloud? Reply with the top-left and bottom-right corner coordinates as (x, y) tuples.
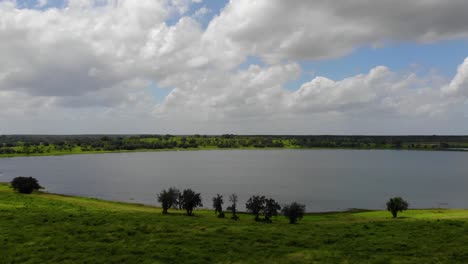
(0, 0), (468, 134)
(205, 0), (468, 63)
(443, 58), (468, 97)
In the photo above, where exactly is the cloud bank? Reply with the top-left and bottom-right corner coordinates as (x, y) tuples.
(0, 0), (467, 134)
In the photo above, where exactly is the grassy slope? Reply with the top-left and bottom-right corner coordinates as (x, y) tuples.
(1, 183), (468, 263)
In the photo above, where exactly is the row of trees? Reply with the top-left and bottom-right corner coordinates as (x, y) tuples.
(157, 188), (306, 224)
(10, 177), (409, 221)
(2, 134), (463, 155)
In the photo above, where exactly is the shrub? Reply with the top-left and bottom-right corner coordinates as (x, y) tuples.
(212, 194), (224, 216)
(181, 189), (203, 216)
(386, 197), (409, 218)
(263, 198), (281, 223)
(157, 187), (180, 214)
(246, 195), (266, 221)
(228, 193), (239, 220)
(10, 176), (42, 194)
(282, 202), (306, 224)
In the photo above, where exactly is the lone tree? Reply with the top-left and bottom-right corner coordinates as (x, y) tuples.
(263, 198), (281, 223)
(157, 187), (180, 214)
(212, 194), (224, 218)
(181, 189), (203, 216)
(11, 176), (42, 194)
(228, 193), (239, 220)
(246, 195), (266, 221)
(386, 197), (409, 218)
(282, 202), (306, 224)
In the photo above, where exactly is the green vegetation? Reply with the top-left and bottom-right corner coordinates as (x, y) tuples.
(387, 197), (410, 218)
(282, 202), (306, 224)
(157, 187), (180, 214)
(212, 194), (224, 218)
(2, 183), (468, 263)
(10, 176), (43, 194)
(1, 134), (468, 158)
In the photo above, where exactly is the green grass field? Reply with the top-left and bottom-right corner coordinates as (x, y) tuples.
(1, 183), (468, 263)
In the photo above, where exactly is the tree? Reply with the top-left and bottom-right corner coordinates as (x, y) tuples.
(10, 176), (42, 194)
(181, 189), (203, 216)
(228, 193), (239, 220)
(212, 194), (224, 218)
(386, 197), (409, 218)
(157, 187), (180, 214)
(282, 202), (306, 224)
(246, 195), (266, 221)
(263, 198), (281, 223)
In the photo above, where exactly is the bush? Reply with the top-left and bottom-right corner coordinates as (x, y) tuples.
(246, 195), (280, 223)
(181, 189), (203, 216)
(386, 197), (409, 218)
(11, 176), (42, 194)
(157, 187), (180, 214)
(212, 194), (224, 216)
(282, 202), (306, 224)
(246, 195), (266, 221)
(263, 198), (281, 223)
(228, 193), (239, 221)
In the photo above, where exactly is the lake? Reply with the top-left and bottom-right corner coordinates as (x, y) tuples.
(1, 149), (467, 212)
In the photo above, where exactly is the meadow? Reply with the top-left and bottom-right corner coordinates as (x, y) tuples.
(1, 183), (468, 263)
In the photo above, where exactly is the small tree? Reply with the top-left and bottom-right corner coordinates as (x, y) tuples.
(176, 192), (184, 210)
(263, 198), (281, 223)
(212, 194), (224, 218)
(246, 195), (266, 221)
(181, 189), (203, 216)
(282, 202), (306, 224)
(386, 197), (409, 218)
(228, 193), (239, 220)
(157, 187), (180, 214)
(11, 176), (42, 194)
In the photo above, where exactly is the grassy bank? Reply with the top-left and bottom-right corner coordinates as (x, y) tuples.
(1, 183), (468, 263)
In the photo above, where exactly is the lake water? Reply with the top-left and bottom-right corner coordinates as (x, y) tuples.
(1, 149), (467, 212)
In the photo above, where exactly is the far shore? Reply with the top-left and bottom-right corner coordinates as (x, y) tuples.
(1, 145), (467, 159)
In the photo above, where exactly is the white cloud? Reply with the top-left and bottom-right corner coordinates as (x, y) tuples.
(36, 0), (48, 7)
(193, 6), (211, 19)
(442, 58), (468, 97)
(205, 0), (468, 63)
(0, 0), (468, 134)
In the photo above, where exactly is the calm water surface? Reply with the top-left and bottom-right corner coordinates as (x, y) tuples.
(1, 149), (467, 212)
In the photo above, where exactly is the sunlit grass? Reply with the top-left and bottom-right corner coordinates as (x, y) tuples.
(1, 182), (468, 263)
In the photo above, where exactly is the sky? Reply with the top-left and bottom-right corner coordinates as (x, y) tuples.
(1, 0), (468, 134)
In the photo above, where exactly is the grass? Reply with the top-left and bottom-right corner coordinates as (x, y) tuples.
(1, 183), (468, 263)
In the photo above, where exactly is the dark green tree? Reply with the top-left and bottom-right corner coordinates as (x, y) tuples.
(245, 195), (266, 221)
(282, 202), (306, 224)
(263, 198), (281, 223)
(212, 194), (224, 218)
(181, 189), (203, 216)
(157, 187), (180, 214)
(386, 197), (409, 218)
(10, 176), (42, 194)
(228, 193), (239, 220)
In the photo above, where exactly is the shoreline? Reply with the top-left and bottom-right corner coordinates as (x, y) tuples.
(0, 183), (464, 215)
(1, 145), (466, 159)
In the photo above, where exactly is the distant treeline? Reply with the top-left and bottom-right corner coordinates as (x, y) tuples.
(1, 134), (468, 155)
